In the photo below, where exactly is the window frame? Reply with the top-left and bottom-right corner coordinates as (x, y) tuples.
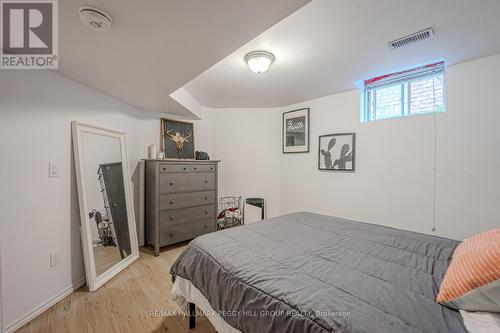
(362, 62), (445, 122)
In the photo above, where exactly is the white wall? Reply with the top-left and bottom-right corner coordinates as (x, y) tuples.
(207, 53), (500, 241)
(0, 70), (211, 332)
(280, 53), (500, 240)
(208, 107), (281, 218)
(280, 55), (500, 239)
(280, 90), (438, 233)
(434, 54), (500, 238)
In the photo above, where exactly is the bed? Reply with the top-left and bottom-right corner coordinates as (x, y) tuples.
(170, 212), (469, 333)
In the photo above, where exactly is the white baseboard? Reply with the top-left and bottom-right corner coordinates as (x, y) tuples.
(4, 278), (86, 333)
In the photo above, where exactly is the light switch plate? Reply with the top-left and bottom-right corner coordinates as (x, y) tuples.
(50, 250), (60, 267)
(49, 163), (59, 177)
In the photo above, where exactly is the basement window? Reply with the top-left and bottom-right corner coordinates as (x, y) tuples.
(362, 62), (445, 122)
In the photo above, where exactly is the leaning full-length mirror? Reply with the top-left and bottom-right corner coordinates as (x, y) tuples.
(72, 122), (139, 291)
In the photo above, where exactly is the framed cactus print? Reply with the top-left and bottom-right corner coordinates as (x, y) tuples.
(318, 133), (355, 171)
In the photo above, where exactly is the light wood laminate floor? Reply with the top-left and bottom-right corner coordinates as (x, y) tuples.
(93, 245), (123, 276)
(16, 243), (217, 333)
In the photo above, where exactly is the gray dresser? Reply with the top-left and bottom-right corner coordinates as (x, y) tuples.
(145, 159), (220, 256)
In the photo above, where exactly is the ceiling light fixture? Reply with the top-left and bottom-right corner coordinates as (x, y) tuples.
(79, 6), (112, 31)
(244, 50), (275, 74)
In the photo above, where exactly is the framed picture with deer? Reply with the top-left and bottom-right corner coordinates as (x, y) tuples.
(161, 118), (195, 159)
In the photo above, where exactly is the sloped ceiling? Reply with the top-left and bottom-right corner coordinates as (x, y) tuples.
(55, 0), (310, 117)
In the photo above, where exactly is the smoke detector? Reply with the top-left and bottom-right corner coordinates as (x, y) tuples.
(389, 28), (434, 49)
(79, 6), (112, 31)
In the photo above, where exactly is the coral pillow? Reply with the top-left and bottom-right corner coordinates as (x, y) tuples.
(437, 229), (500, 312)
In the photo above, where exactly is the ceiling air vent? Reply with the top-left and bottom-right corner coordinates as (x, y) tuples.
(389, 28), (434, 49)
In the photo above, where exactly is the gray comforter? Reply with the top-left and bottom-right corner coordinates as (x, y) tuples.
(171, 212), (467, 333)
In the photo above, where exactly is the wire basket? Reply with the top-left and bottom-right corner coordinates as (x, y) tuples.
(217, 196), (243, 230)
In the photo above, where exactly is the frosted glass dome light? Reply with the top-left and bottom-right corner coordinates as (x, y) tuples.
(244, 51), (275, 74)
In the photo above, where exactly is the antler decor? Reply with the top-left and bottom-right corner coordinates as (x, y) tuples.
(161, 119), (195, 158)
(166, 128), (191, 152)
(183, 129), (192, 141)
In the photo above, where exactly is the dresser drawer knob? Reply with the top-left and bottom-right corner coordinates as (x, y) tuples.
(193, 167), (197, 170)
(205, 210), (208, 214)
(210, 166), (214, 170)
(183, 167), (187, 170)
(204, 196), (208, 200)
(169, 181), (174, 186)
(169, 200), (174, 205)
(204, 224), (208, 229)
(204, 179), (208, 184)
(169, 233), (173, 237)
(169, 216), (174, 221)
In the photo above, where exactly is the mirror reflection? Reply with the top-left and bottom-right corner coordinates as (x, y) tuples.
(81, 132), (131, 276)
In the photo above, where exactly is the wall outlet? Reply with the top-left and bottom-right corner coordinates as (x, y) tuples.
(50, 250), (60, 267)
(49, 162), (59, 177)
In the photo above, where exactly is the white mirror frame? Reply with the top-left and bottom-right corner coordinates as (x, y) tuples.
(71, 121), (139, 292)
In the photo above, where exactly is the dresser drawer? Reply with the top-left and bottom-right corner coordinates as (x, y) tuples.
(159, 163), (190, 173)
(159, 190), (216, 210)
(190, 164), (216, 173)
(160, 172), (215, 193)
(160, 219), (215, 245)
(160, 205), (215, 226)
